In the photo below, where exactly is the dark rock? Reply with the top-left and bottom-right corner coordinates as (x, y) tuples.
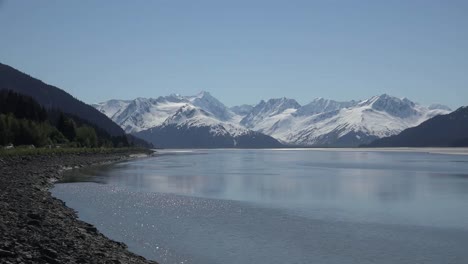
(77, 256), (88, 263)
(0, 249), (16, 257)
(27, 220), (41, 226)
(0, 152), (157, 264)
(27, 213), (42, 220)
(41, 248), (58, 259)
(85, 226), (98, 234)
(41, 255), (60, 264)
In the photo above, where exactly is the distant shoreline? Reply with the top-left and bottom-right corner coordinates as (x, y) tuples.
(269, 147), (468, 155)
(0, 149), (158, 264)
(321, 147), (468, 156)
(155, 147), (468, 156)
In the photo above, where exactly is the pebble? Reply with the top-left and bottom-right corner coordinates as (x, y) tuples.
(0, 152), (157, 264)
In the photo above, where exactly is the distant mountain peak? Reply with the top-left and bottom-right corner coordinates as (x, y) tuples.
(188, 91), (214, 101)
(367, 104), (468, 147)
(240, 97), (301, 128)
(196, 90), (211, 97)
(178, 103), (211, 116)
(230, 104), (254, 116)
(93, 92), (237, 133)
(357, 94), (418, 118)
(296, 98), (357, 116)
(428, 103), (452, 111)
(264, 97), (301, 111)
(188, 91), (233, 121)
(163, 104), (212, 126)
(94, 92), (453, 147)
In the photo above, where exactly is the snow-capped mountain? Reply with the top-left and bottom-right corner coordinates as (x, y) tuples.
(187, 91), (234, 121)
(159, 104), (247, 137)
(95, 92), (451, 147)
(95, 92), (282, 148)
(428, 103), (452, 111)
(93, 92), (236, 133)
(243, 94), (451, 146)
(230, 104), (254, 116)
(135, 104), (282, 148)
(367, 106), (468, 147)
(295, 98), (358, 116)
(240, 98), (301, 128)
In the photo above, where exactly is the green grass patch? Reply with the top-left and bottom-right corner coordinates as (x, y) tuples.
(0, 147), (154, 157)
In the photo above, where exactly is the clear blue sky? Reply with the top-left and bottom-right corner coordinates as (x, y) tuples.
(1, 0), (467, 108)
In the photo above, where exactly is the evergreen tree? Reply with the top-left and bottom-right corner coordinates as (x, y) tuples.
(57, 113), (77, 141)
(76, 126), (98, 147)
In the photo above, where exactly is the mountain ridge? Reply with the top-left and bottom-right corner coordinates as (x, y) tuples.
(135, 104), (282, 148)
(95, 92), (452, 147)
(0, 62), (126, 137)
(366, 106), (468, 147)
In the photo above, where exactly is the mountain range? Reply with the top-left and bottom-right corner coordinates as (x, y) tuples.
(94, 92), (282, 148)
(367, 106), (468, 147)
(1, 62), (460, 149)
(94, 92), (452, 148)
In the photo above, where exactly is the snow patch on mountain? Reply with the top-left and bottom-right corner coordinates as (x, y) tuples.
(230, 104), (254, 116)
(95, 92), (452, 147)
(187, 91), (234, 121)
(94, 91), (241, 133)
(92, 99), (131, 120)
(161, 104), (250, 137)
(287, 95), (449, 146)
(240, 97), (301, 128)
(240, 94), (451, 146)
(295, 98), (358, 116)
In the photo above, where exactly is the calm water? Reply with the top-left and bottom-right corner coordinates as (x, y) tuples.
(52, 149), (468, 264)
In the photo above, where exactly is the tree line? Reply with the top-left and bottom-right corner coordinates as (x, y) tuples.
(0, 90), (129, 148)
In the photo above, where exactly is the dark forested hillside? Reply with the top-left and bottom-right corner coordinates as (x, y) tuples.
(366, 106), (468, 147)
(0, 89), (47, 122)
(0, 62), (125, 136)
(126, 134), (154, 148)
(0, 90), (128, 147)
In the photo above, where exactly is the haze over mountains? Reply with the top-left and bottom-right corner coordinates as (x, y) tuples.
(94, 92), (452, 147)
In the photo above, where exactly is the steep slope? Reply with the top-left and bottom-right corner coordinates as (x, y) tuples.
(135, 104), (282, 148)
(240, 97), (359, 142)
(103, 96), (187, 133)
(0, 90), (129, 147)
(0, 63), (125, 136)
(366, 106), (468, 147)
(295, 98), (358, 116)
(94, 92), (239, 133)
(284, 94), (451, 146)
(240, 98), (301, 129)
(242, 94), (451, 147)
(187, 91), (234, 121)
(96, 92), (452, 148)
(230, 104), (254, 116)
(92, 99), (131, 120)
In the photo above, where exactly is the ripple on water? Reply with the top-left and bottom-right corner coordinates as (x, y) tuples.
(53, 182), (468, 264)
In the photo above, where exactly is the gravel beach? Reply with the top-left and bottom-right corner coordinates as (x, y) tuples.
(0, 151), (158, 264)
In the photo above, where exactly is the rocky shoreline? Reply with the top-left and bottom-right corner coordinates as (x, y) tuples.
(0, 151), (158, 264)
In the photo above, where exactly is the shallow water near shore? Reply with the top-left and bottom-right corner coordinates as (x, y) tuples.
(52, 149), (468, 264)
